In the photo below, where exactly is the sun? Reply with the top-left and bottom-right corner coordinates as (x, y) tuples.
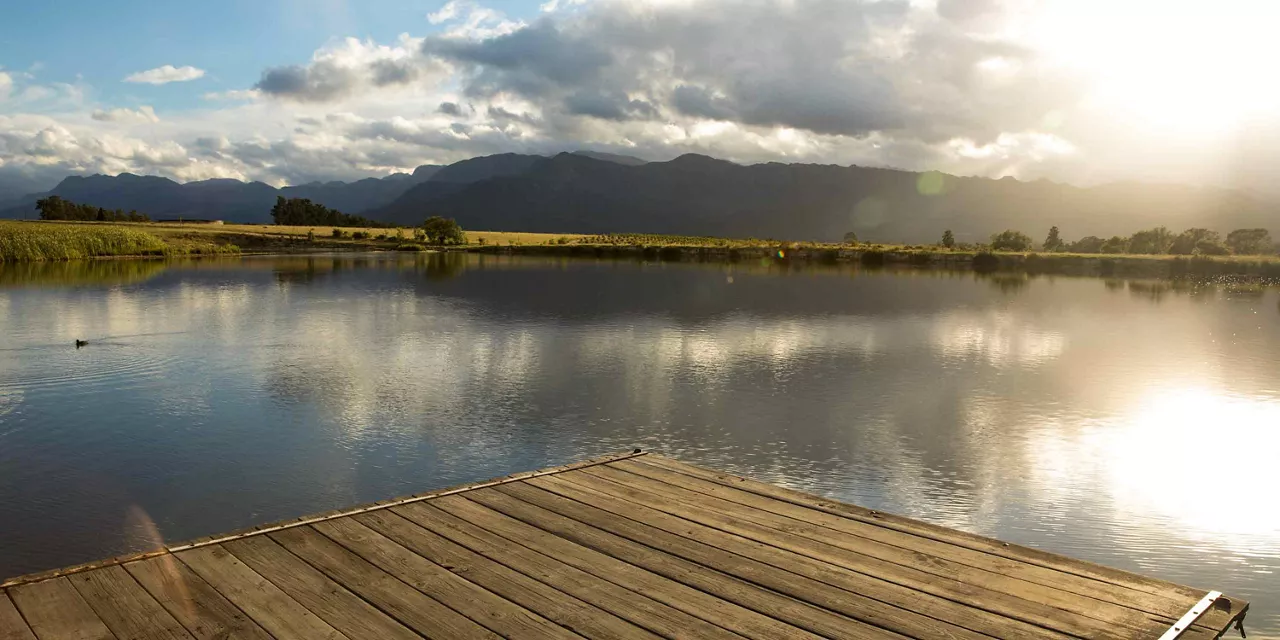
(1024, 0), (1280, 137)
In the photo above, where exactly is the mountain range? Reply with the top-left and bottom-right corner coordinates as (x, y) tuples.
(4, 151), (1276, 243)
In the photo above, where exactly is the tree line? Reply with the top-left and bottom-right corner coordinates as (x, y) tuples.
(941, 226), (1275, 256)
(36, 196), (151, 222)
(270, 196), (392, 228)
(271, 197), (467, 245)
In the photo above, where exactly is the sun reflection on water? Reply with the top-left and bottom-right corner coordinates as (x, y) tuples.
(1087, 386), (1280, 554)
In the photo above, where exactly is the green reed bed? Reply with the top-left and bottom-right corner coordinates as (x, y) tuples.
(0, 222), (238, 262)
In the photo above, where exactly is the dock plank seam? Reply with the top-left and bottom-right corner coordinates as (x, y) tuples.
(468, 485), (906, 640)
(527, 473), (1059, 640)
(309, 517), (580, 639)
(634, 458), (1244, 632)
(591, 461), (1175, 637)
(572, 465), (1144, 640)
(444, 491), (863, 640)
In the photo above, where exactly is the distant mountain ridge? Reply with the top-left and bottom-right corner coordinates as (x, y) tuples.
(371, 152), (1278, 242)
(0, 166), (446, 223)
(3, 150), (1276, 243)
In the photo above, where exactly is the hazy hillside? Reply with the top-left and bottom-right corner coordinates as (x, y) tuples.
(4, 151), (1275, 242)
(0, 169), (439, 223)
(369, 153), (1278, 243)
(372, 153), (546, 226)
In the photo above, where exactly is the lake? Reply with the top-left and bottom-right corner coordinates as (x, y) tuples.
(0, 253), (1276, 635)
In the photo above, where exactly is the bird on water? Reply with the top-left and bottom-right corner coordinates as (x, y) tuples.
(75, 339), (87, 348)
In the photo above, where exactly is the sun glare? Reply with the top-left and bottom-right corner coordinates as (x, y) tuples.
(1087, 386), (1280, 551)
(1026, 0), (1280, 136)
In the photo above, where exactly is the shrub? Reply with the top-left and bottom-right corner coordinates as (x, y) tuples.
(332, 228), (344, 238)
(990, 230), (1033, 251)
(1069, 236), (1104, 253)
(352, 231), (370, 240)
(1099, 236), (1128, 254)
(421, 216), (467, 245)
(1127, 226), (1174, 254)
(1169, 228), (1219, 255)
(1196, 240), (1230, 255)
(396, 243), (426, 252)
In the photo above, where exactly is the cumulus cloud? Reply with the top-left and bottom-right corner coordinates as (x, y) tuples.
(124, 65), (206, 85)
(3, 0), (1279, 198)
(91, 106), (160, 123)
(410, 0), (1079, 147)
(254, 35), (436, 102)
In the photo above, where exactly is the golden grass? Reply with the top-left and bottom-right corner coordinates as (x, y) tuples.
(0, 221), (239, 262)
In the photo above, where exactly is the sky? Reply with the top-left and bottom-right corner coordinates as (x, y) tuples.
(2, 0), (1280, 197)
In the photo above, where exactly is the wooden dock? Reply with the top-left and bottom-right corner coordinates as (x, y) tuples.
(0, 450), (1249, 639)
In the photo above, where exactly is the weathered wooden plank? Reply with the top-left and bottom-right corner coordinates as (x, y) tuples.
(356, 508), (657, 639)
(434, 493), (836, 640)
(580, 464), (1170, 639)
(8, 577), (115, 640)
(502, 479), (988, 640)
(0, 592), (36, 640)
(124, 556), (272, 640)
(1, 452), (1247, 640)
(606, 459), (1185, 635)
(175, 545), (346, 640)
(535, 473), (1068, 640)
(221, 536), (419, 640)
(269, 525), (501, 640)
(311, 517), (577, 640)
(394, 500), (746, 640)
(68, 565), (193, 640)
(630, 455), (1242, 634)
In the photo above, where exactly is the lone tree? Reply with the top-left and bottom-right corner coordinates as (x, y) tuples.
(1042, 226), (1062, 252)
(1225, 228), (1273, 255)
(941, 229), (955, 248)
(422, 216), (467, 245)
(990, 230), (1033, 251)
(842, 231), (859, 244)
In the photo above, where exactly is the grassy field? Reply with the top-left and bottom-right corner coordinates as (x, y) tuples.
(4, 220), (1279, 281)
(0, 221), (239, 262)
(152, 222), (585, 248)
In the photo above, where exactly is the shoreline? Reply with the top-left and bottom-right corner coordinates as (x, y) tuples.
(5, 220), (1280, 281)
(465, 243), (1280, 280)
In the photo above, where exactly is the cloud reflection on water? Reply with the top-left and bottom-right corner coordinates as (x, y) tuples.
(1, 254), (1277, 633)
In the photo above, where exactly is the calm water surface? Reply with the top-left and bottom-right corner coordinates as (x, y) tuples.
(1, 253), (1277, 635)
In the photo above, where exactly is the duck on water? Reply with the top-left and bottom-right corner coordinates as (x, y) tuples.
(74, 339), (87, 348)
